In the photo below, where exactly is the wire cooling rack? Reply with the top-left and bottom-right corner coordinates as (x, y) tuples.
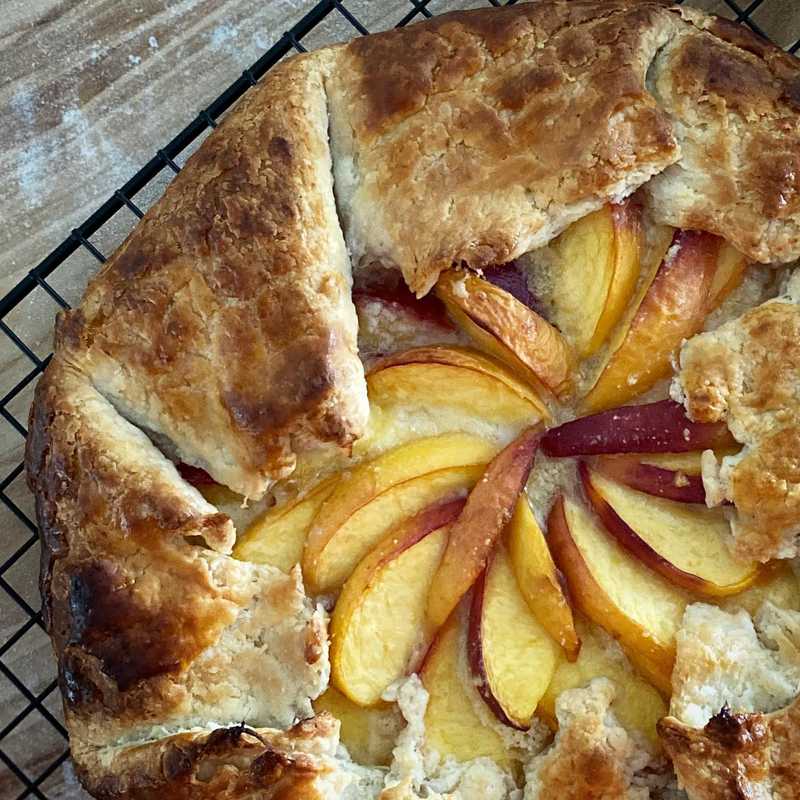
(1, 0), (798, 798)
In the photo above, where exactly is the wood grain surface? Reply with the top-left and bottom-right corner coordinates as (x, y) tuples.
(1, 1), (798, 797)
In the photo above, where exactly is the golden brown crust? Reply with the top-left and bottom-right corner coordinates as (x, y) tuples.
(57, 51), (366, 499)
(329, 0), (681, 295)
(73, 717), (347, 800)
(525, 680), (653, 800)
(646, 10), (800, 263)
(328, 1), (800, 296)
(677, 285), (800, 561)
(659, 702), (800, 800)
(26, 358), (328, 756)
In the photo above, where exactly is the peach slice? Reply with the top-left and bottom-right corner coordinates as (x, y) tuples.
(468, 546), (560, 728)
(541, 399), (735, 457)
(549, 201), (642, 357)
(582, 230), (721, 413)
(303, 433), (495, 594)
(331, 500), (463, 706)
(369, 345), (549, 420)
(636, 450), (745, 475)
(507, 496), (580, 660)
(547, 494), (689, 693)
(305, 465), (486, 596)
(580, 464), (759, 598)
(435, 269), (573, 397)
(234, 478), (337, 571)
(538, 618), (667, 749)
(313, 686), (402, 766)
(420, 610), (511, 767)
(707, 242), (748, 310)
(367, 362), (544, 433)
(640, 452), (703, 474)
(591, 455), (706, 504)
(426, 427), (542, 631)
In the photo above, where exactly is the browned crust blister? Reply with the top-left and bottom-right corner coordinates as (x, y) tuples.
(24, 2), (800, 798)
(659, 703), (800, 800)
(72, 716), (345, 800)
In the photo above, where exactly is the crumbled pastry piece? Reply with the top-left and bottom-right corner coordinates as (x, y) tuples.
(676, 276), (800, 560)
(72, 715), (352, 800)
(524, 679), (654, 800)
(381, 676), (430, 797)
(379, 676), (517, 800)
(660, 602), (800, 800)
(670, 603), (800, 729)
(660, 698), (800, 800)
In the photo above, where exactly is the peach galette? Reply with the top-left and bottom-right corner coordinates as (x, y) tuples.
(25, 2), (800, 799)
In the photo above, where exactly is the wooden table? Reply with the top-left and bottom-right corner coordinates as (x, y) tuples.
(1, 1), (798, 797)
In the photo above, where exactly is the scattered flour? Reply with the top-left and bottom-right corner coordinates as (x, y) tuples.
(209, 23), (240, 52)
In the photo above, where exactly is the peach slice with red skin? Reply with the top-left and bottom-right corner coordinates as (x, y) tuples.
(435, 269), (574, 397)
(579, 463), (759, 598)
(591, 455), (706, 504)
(302, 432), (496, 594)
(582, 229), (721, 413)
(467, 546), (560, 729)
(541, 399), (735, 458)
(420, 609), (512, 767)
(330, 499), (464, 706)
(426, 426), (543, 631)
(547, 493), (688, 694)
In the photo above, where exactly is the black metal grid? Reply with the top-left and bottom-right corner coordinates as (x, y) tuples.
(0, 0), (796, 797)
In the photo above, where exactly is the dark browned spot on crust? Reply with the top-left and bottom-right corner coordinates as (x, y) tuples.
(497, 66), (562, 111)
(62, 560), (202, 692)
(705, 706), (764, 749)
(268, 135), (293, 162)
(674, 35), (778, 114)
(54, 309), (87, 351)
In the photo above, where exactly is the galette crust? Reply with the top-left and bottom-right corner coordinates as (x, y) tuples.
(26, 359), (328, 753)
(55, 50), (367, 499)
(329, 1), (800, 296)
(676, 277), (800, 561)
(71, 716), (350, 800)
(645, 14), (800, 264)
